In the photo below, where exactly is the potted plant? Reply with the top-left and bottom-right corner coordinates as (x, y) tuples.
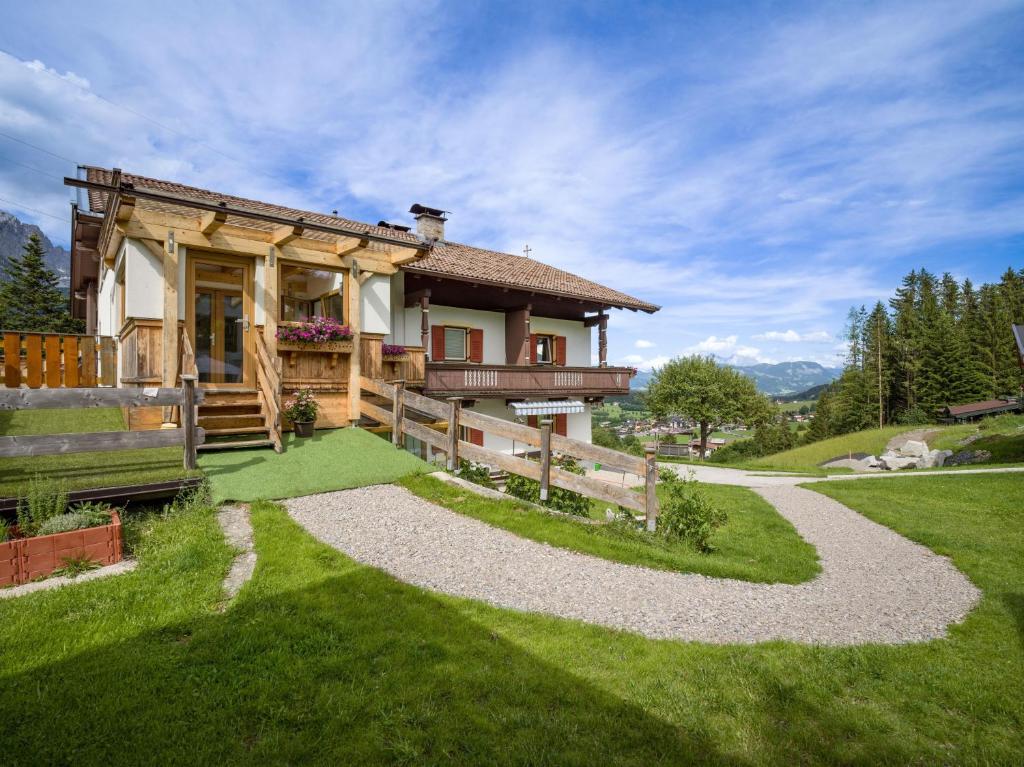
(382, 343), (408, 361)
(283, 388), (320, 437)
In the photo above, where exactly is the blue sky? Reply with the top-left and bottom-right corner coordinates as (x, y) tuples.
(1, 0), (1022, 368)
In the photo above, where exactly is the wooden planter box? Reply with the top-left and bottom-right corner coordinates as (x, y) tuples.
(382, 354), (409, 362)
(277, 339), (354, 354)
(0, 511), (123, 587)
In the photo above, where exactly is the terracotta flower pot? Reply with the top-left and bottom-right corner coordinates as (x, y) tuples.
(293, 420), (315, 438)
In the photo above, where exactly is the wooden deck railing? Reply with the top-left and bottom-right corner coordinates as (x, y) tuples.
(423, 363), (632, 397)
(255, 332), (283, 452)
(359, 376), (659, 529)
(0, 384), (205, 470)
(1, 331), (116, 388)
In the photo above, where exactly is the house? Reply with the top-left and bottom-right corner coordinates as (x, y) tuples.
(939, 398), (1021, 424)
(65, 167), (658, 454)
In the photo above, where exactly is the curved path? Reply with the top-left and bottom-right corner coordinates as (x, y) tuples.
(286, 483), (981, 645)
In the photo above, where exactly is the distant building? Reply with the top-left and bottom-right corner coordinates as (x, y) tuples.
(939, 398), (1021, 423)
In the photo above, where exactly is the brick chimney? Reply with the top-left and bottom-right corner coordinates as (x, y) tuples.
(409, 203), (447, 242)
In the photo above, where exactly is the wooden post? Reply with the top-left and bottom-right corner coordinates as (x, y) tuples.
(348, 263), (362, 426)
(420, 294), (430, 356)
(446, 396), (462, 471)
(181, 374), (197, 470)
(265, 245), (280, 357)
(598, 312), (608, 368)
(539, 418), (553, 502)
(644, 445), (658, 531)
(392, 379), (406, 447)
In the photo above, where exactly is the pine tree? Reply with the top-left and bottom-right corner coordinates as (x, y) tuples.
(0, 233), (82, 333)
(862, 302), (893, 427)
(889, 269), (921, 415)
(956, 279), (993, 401)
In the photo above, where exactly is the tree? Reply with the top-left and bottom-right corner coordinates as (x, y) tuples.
(0, 233), (82, 333)
(645, 355), (771, 459)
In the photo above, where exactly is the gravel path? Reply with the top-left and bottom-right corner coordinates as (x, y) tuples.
(285, 484), (981, 645)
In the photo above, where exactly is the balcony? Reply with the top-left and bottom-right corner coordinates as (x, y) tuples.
(423, 363), (633, 398)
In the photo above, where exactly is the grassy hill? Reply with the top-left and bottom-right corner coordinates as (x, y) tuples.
(736, 425), (913, 472)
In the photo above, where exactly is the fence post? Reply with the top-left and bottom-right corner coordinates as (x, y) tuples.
(539, 418), (553, 501)
(446, 397), (462, 471)
(181, 374), (198, 470)
(392, 379), (406, 447)
(644, 445), (658, 532)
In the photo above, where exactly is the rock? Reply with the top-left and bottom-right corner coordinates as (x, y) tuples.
(880, 453), (919, 470)
(946, 449), (992, 466)
(864, 455), (880, 468)
(899, 440), (929, 458)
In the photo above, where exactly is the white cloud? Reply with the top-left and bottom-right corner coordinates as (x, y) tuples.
(634, 339), (655, 348)
(686, 335), (738, 354)
(754, 329), (834, 343)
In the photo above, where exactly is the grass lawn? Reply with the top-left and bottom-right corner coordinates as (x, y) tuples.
(0, 408), (196, 496)
(2, 473), (1023, 763)
(400, 473), (820, 584)
(930, 413), (1024, 465)
(737, 424), (913, 471)
(198, 427), (431, 503)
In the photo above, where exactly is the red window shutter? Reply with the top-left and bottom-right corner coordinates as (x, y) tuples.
(529, 334), (539, 364)
(555, 413), (568, 436)
(554, 335), (567, 366)
(527, 415), (538, 429)
(470, 428), (484, 446)
(431, 326), (445, 361)
(469, 328), (484, 363)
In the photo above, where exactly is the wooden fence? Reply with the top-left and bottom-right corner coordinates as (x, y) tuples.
(0, 379), (205, 470)
(359, 376), (659, 529)
(1, 331), (116, 388)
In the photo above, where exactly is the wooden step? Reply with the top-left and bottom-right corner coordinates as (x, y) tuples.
(198, 402), (262, 416)
(204, 426), (271, 436)
(200, 390), (260, 406)
(198, 414), (266, 429)
(197, 438), (274, 451)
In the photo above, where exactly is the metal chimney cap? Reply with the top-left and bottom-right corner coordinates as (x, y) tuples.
(409, 203), (447, 219)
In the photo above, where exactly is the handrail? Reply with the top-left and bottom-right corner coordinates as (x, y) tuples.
(255, 332), (283, 452)
(180, 327), (198, 378)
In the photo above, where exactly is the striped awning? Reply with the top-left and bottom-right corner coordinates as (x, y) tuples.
(508, 401), (586, 417)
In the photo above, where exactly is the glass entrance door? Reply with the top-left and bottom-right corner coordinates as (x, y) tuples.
(192, 259), (249, 385)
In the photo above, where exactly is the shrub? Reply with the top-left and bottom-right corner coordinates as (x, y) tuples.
(455, 459), (495, 488)
(35, 502), (115, 537)
(0, 517), (9, 542)
(659, 466), (681, 485)
(506, 455), (591, 517)
(16, 475), (69, 537)
(659, 473), (726, 553)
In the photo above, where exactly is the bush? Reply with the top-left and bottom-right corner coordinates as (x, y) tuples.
(659, 473), (727, 552)
(0, 517), (9, 542)
(455, 459), (495, 488)
(506, 455), (591, 517)
(16, 475), (69, 537)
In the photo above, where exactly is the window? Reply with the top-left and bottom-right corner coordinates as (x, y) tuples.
(444, 327), (468, 361)
(280, 265), (344, 323)
(535, 335), (554, 364)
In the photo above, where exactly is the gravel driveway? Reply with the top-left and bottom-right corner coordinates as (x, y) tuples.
(285, 483), (980, 645)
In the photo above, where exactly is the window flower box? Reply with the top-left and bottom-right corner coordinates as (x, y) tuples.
(276, 318), (354, 366)
(382, 343), (408, 362)
(0, 511), (123, 587)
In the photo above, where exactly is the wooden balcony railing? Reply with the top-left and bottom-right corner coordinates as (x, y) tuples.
(423, 364), (633, 397)
(1, 331), (116, 388)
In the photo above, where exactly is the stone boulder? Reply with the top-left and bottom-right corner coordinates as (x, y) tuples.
(900, 440), (929, 458)
(879, 453), (918, 470)
(946, 449), (992, 466)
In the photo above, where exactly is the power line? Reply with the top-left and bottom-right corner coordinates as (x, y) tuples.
(0, 154), (66, 182)
(0, 130), (77, 165)
(0, 194), (67, 222)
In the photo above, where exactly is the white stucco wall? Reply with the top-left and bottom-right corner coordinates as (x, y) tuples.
(409, 305), (507, 363)
(463, 399), (592, 455)
(123, 238), (163, 319)
(361, 273), (391, 334)
(388, 272), (406, 345)
(97, 268), (117, 338)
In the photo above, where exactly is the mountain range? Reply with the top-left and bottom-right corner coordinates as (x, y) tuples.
(630, 360), (842, 396)
(0, 210), (70, 288)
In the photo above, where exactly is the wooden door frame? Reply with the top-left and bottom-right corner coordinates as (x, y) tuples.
(186, 251), (255, 389)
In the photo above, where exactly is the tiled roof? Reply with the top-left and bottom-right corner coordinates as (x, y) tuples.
(81, 167), (659, 313)
(946, 399), (1020, 416)
(407, 241), (659, 313)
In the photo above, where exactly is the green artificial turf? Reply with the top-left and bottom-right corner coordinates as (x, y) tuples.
(0, 408), (196, 496)
(401, 473), (820, 583)
(198, 427), (431, 503)
(1, 474), (1023, 763)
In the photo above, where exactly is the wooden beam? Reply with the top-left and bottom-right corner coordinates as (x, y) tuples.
(404, 288), (431, 309)
(0, 386), (198, 410)
(141, 236), (179, 421)
(199, 210), (227, 234)
(271, 223), (304, 246)
(389, 245), (423, 265)
(336, 236), (368, 257)
(0, 427), (205, 459)
(114, 196), (136, 222)
(347, 270), (362, 425)
(265, 246), (280, 358)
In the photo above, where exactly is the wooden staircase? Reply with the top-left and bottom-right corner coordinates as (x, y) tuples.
(196, 390), (276, 451)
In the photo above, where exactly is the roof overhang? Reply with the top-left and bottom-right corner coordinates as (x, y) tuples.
(69, 204), (103, 317)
